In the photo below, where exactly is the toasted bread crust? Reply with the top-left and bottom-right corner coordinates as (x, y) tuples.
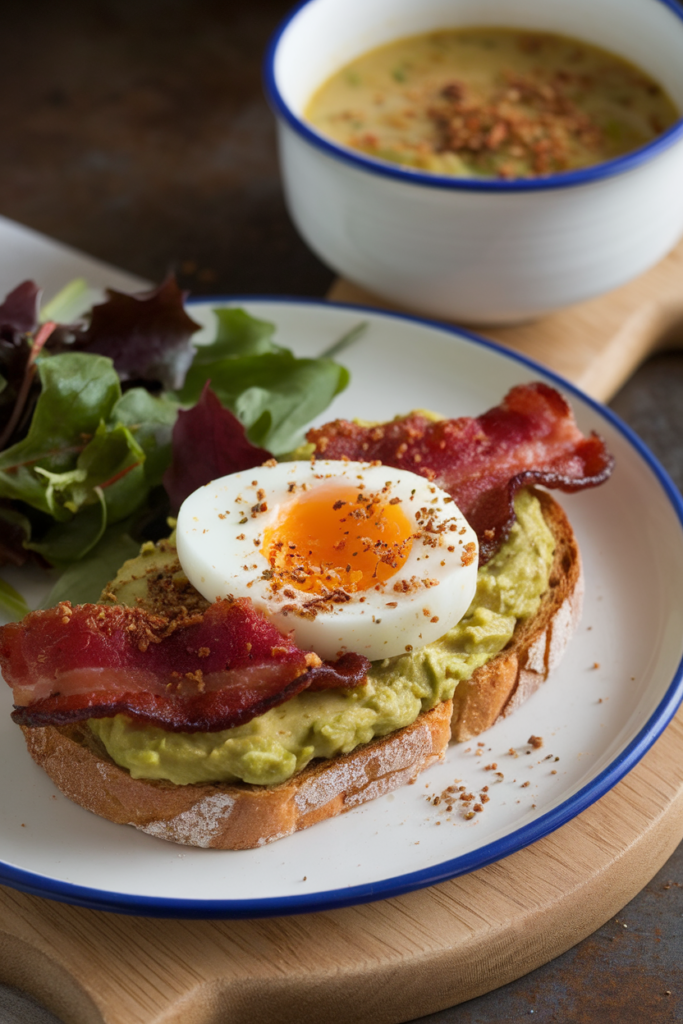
(451, 490), (583, 741)
(18, 491), (581, 848)
(21, 702), (452, 849)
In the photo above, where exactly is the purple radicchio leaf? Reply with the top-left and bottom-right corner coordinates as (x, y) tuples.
(0, 282), (42, 449)
(163, 383), (272, 511)
(74, 275), (201, 391)
(0, 281), (40, 335)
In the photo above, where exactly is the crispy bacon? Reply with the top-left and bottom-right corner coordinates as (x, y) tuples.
(306, 652), (370, 691)
(1, 600), (369, 732)
(307, 382), (614, 562)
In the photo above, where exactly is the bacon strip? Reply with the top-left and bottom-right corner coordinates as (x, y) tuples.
(306, 652), (370, 691)
(307, 382), (614, 562)
(1, 600), (369, 732)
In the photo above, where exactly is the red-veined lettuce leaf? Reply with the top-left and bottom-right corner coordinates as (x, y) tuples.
(163, 382), (271, 511)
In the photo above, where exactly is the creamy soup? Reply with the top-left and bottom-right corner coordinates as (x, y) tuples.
(305, 28), (679, 179)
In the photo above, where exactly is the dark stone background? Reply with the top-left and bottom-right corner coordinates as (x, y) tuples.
(1, 1), (682, 1020)
(1, 0), (332, 297)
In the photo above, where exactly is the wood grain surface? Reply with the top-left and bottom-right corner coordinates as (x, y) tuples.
(329, 236), (683, 403)
(2, 244), (683, 1024)
(1, 709), (683, 1024)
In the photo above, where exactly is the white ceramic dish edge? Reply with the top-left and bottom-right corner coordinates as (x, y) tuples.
(1, 298), (683, 918)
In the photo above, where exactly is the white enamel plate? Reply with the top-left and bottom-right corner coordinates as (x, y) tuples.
(1, 299), (682, 917)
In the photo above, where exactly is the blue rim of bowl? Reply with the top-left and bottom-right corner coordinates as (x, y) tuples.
(263, 0), (683, 192)
(2, 295), (683, 918)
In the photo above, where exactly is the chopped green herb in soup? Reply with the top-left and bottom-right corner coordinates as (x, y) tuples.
(305, 28), (679, 179)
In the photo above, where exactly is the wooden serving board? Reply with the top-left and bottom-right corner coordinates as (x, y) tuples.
(2, 239), (683, 1024)
(329, 235), (683, 402)
(2, 716), (683, 1024)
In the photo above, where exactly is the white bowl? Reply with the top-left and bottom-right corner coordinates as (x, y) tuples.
(265, 0), (683, 324)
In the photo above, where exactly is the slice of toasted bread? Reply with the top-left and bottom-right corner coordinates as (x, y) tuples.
(21, 701), (452, 849)
(451, 490), (583, 741)
(18, 490), (581, 849)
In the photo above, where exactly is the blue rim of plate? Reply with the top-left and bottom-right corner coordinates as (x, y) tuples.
(263, 0), (683, 193)
(2, 296), (683, 918)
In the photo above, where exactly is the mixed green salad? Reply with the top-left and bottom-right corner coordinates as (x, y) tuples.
(0, 278), (355, 619)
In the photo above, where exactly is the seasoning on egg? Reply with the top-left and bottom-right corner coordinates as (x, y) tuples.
(175, 460), (479, 661)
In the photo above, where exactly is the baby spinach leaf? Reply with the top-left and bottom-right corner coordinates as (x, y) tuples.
(38, 518), (140, 608)
(0, 577), (30, 622)
(179, 307), (352, 453)
(179, 350), (349, 454)
(27, 491), (108, 564)
(0, 352), (121, 514)
(98, 463), (149, 524)
(0, 293), (355, 577)
(0, 354), (176, 552)
(194, 308), (281, 362)
(60, 421), (147, 523)
(23, 413), (161, 553)
(39, 278), (89, 325)
(111, 388), (178, 487)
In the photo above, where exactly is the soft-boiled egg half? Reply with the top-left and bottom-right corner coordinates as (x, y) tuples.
(176, 460), (478, 662)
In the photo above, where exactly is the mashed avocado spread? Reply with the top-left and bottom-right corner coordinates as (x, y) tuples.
(89, 489), (554, 786)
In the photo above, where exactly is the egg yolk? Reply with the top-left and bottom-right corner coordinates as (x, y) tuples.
(262, 484), (413, 594)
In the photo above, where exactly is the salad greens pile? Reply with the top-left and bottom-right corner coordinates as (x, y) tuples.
(0, 278), (354, 619)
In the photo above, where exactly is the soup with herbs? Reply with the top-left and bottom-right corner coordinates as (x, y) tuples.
(305, 28), (679, 179)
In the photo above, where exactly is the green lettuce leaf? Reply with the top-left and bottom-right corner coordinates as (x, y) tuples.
(0, 352), (181, 565)
(38, 519), (140, 608)
(196, 308), (281, 360)
(0, 577), (30, 621)
(178, 309), (349, 454)
(111, 388), (178, 487)
(39, 278), (90, 325)
(0, 299), (355, 575)
(0, 352), (121, 515)
(26, 494), (108, 564)
(35, 421), (144, 516)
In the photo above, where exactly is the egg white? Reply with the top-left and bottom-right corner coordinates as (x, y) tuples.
(176, 460), (478, 661)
